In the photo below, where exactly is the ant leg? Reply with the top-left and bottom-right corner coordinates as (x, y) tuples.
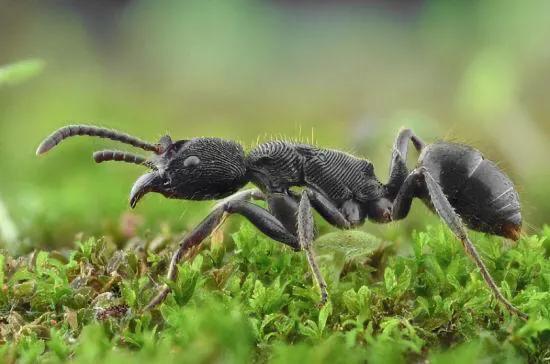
(421, 167), (528, 320)
(144, 208), (226, 310)
(213, 188), (265, 210)
(306, 190), (352, 229)
(394, 127), (425, 155)
(297, 191), (329, 305)
(144, 198), (299, 311)
(267, 192), (331, 304)
(386, 128), (425, 198)
(286, 189), (351, 229)
(391, 169), (422, 221)
(266, 192), (301, 235)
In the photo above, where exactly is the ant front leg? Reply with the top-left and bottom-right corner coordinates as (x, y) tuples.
(213, 188), (266, 210)
(144, 192), (299, 311)
(421, 167), (528, 320)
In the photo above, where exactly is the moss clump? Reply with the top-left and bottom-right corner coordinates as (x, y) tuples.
(1, 224), (549, 363)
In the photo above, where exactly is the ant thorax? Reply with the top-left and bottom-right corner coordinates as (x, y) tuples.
(246, 141), (385, 203)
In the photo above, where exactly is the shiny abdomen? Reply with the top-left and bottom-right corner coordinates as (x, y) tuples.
(420, 142), (521, 236)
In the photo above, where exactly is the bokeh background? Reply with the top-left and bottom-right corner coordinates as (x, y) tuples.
(0, 0), (548, 253)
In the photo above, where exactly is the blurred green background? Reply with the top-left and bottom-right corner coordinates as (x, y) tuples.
(0, 0), (548, 252)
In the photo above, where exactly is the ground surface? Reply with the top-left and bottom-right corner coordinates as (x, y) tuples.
(1, 224), (549, 363)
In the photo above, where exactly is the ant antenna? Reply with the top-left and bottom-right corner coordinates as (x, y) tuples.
(36, 124), (159, 155)
(93, 150), (155, 168)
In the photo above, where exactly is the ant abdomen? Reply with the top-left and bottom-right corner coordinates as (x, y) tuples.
(420, 142), (521, 240)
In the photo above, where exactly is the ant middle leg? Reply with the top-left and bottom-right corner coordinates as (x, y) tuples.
(286, 189), (353, 229)
(268, 190), (367, 304)
(268, 191), (335, 304)
(297, 191), (329, 305)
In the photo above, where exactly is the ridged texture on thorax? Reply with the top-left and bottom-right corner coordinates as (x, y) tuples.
(246, 141), (383, 202)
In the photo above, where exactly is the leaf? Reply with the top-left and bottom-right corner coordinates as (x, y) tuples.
(318, 301), (333, 334)
(0, 59), (45, 86)
(394, 266), (412, 297)
(12, 280), (36, 299)
(298, 319), (319, 339)
(316, 230), (384, 259)
(165, 262), (201, 307)
(316, 230), (387, 282)
(385, 267), (397, 294)
(343, 285), (372, 320)
(35, 251), (50, 276)
(249, 278), (289, 315)
(121, 283), (137, 307)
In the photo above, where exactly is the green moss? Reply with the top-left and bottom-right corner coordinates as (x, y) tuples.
(0, 224), (549, 363)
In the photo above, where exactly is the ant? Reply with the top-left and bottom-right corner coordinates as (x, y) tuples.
(36, 125), (526, 318)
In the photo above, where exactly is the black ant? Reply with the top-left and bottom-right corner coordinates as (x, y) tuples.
(36, 125), (526, 318)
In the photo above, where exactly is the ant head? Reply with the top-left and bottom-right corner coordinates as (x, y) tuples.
(35, 126), (248, 208)
(129, 136), (248, 207)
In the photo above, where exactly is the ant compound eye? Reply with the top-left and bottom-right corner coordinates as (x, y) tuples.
(183, 155), (201, 168)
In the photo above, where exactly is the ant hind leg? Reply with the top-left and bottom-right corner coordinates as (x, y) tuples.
(386, 128), (426, 198)
(391, 168), (423, 221)
(420, 167), (528, 320)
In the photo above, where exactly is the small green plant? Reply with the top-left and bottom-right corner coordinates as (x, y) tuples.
(0, 59), (45, 87)
(0, 224), (549, 363)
